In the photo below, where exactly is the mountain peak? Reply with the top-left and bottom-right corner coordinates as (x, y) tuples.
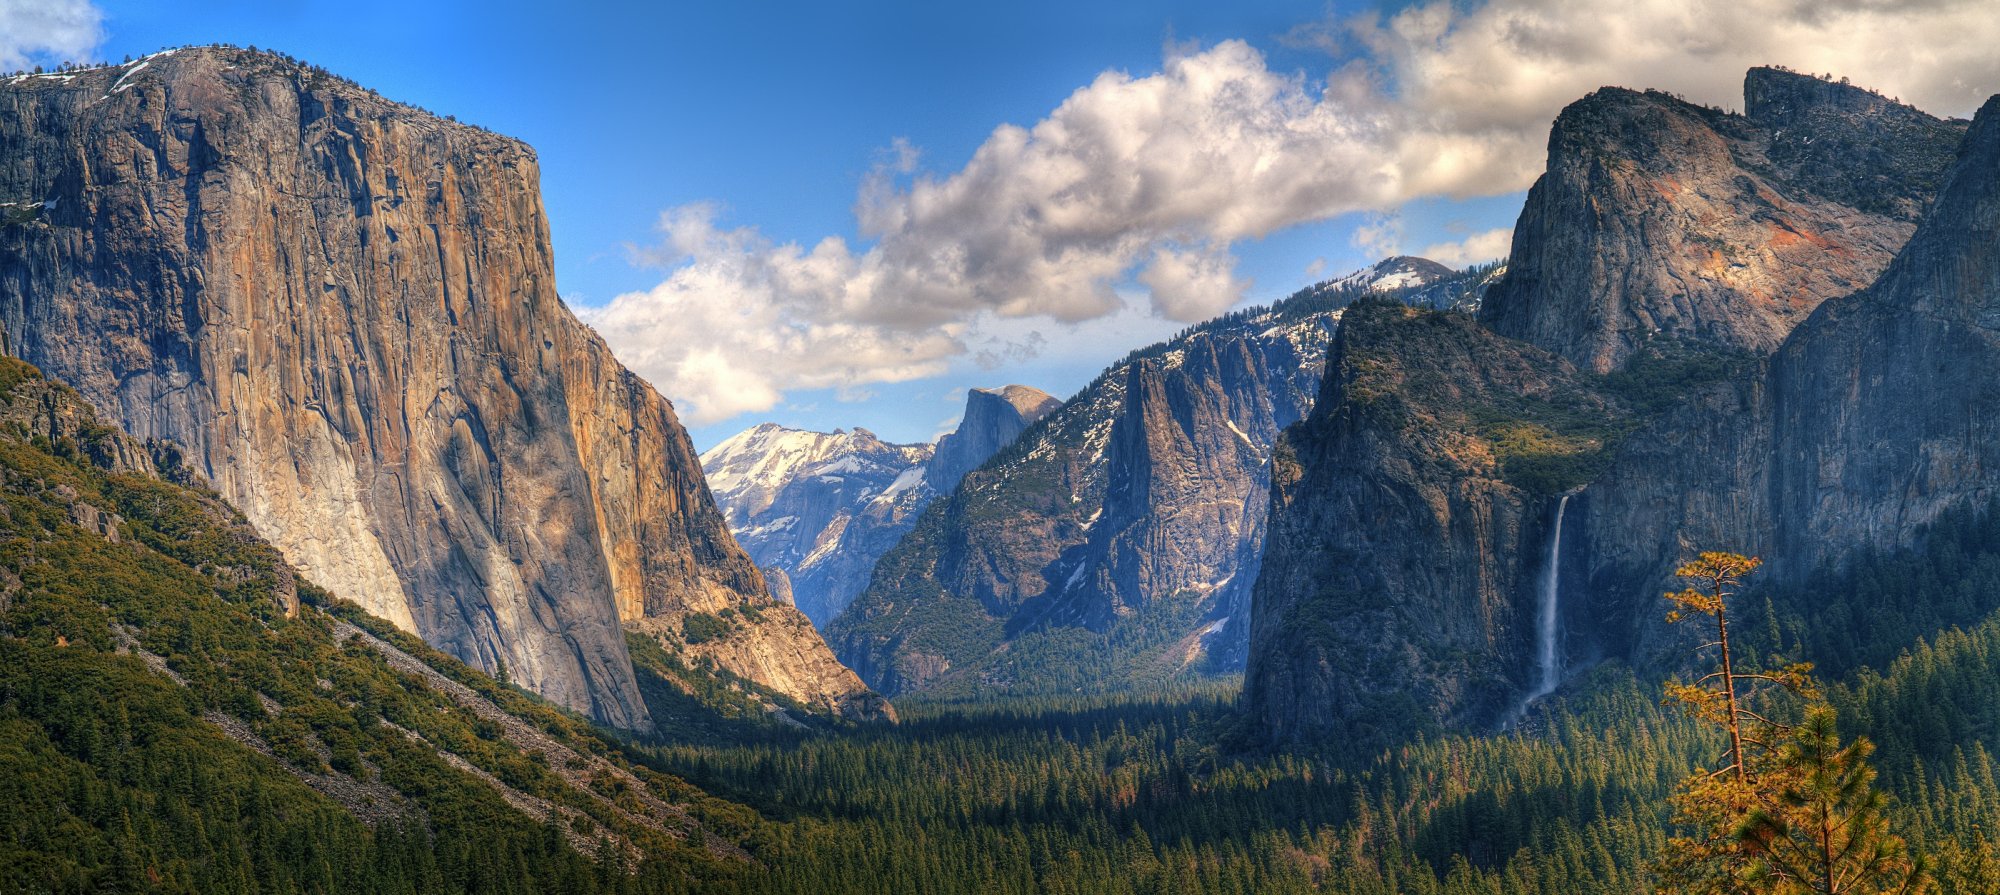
(699, 384), (1055, 627)
(1330, 256), (1454, 293)
(1481, 68), (1965, 372)
(971, 384), (1062, 425)
(928, 385), (1064, 493)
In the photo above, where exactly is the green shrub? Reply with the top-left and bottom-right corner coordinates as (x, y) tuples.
(681, 611), (732, 645)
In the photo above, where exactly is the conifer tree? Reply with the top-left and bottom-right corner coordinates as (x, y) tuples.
(1656, 552), (1927, 895)
(1735, 705), (1927, 894)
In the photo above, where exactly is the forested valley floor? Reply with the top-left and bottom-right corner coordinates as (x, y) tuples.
(8, 341), (2000, 894)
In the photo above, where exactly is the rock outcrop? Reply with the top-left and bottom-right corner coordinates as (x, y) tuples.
(0, 48), (882, 727)
(1248, 69), (1981, 744)
(927, 386), (1062, 493)
(1480, 68), (1964, 373)
(701, 386), (1058, 628)
(1244, 303), (1632, 742)
(1575, 91), (2000, 665)
(831, 261), (1476, 698)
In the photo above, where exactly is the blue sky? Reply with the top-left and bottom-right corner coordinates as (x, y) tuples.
(27, 0), (2000, 448)
(59, 0), (1520, 447)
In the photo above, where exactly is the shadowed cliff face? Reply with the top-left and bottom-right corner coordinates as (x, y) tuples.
(1772, 94), (2000, 561)
(0, 48), (882, 727)
(1249, 71), (1995, 747)
(1244, 303), (1633, 743)
(1481, 68), (1966, 373)
(1577, 93), (2000, 665)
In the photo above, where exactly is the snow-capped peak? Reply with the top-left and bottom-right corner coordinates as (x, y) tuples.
(700, 424), (928, 505)
(1327, 256), (1455, 294)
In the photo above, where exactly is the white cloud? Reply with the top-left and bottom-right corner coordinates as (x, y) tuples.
(0, 0), (103, 72)
(585, 205), (964, 424)
(591, 0), (2000, 426)
(1351, 216), (1404, 260)
(1420, 227), (1515, 267)
(1138, 246), (1249, 321)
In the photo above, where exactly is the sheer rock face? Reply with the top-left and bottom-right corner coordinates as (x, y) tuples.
(928, 386), (1062, 493)
(701, 386), (1058, 628)
(1249, 72), (1994, 747)
(1481, 68), (1965, 373)
(1771, 95), (2000, 563)
(0, 48), (882, 728)
(1577, 93), (2000, 658)
(1244, 304), (1631, 742)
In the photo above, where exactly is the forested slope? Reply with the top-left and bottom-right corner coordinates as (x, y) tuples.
(0, 357), (763, 893)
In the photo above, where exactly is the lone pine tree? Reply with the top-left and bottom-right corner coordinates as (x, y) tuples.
(1656, 552), (1927, 895)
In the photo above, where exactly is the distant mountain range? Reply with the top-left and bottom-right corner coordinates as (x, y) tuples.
(700, 385), (1060, 626)
(823, 257), (1503, 699)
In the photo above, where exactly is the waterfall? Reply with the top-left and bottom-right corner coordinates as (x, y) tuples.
(1528, 492), (1574, 703)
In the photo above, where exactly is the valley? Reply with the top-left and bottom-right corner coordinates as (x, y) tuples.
(3, 19), (2000, 895)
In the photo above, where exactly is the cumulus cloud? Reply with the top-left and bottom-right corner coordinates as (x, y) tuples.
(0, 0), (103, 72)
(585, 204), (964, 424)
(1138, 246), (1249, 321)
(589, 0), (2000, 425)
(1351, 215), (1405, 260)
(1420, 228), (1515, 267)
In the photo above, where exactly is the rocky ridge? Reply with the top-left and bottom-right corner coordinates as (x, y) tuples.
(701, 385), (1058, 627)
(1480, 67), (1965, 373)
(830, 260), (1483, 698)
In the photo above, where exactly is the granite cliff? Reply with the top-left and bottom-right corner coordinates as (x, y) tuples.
(1245, 302), (1633, 742)
(0, 48), (882, 727)
(1481, 67), (1964, 373)
(1248, 69), (1978, 743)
(1575, 90), (2000, 670)
(928, 386), (1063, 493)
